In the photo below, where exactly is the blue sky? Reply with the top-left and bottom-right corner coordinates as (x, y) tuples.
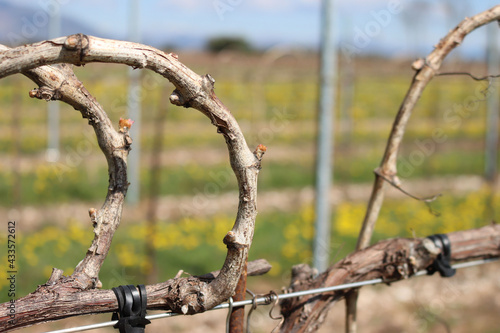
(0, 0), (499, 58)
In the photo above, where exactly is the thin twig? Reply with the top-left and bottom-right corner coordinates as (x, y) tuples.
(436, 71), (500, 81)
(374, 169), (442, 216)
(347, 5), (500, 333)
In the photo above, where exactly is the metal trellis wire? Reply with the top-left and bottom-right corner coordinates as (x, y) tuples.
(44, 258), (499, 333)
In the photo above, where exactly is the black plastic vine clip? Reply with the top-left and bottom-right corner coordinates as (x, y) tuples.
(112, 284), (151, 333)
(426, 234), (456, 278)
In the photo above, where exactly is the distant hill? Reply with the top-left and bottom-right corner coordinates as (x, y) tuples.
(0, 2), (305, 52)
(0, 2), (208, 50)
(0, 2), (105, 46)
(143, 34), (207, 51)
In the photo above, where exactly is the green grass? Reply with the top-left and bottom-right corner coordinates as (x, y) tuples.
(0, 144), (495, 207)
(0, 55), (497, 303)
(2, 187), (496, 301)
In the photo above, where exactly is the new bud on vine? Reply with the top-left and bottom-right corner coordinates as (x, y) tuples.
(119, 118), (134, 132)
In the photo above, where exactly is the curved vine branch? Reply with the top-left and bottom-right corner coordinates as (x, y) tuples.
(356, 4), (500, 251)
(347, 5), (500, 333)
(0, 35), (265, 331)
(234, 4), (500, 333)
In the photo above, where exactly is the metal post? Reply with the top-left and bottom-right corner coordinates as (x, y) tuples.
(313, 0), (337, 273)
(127, 0), (141, 204)
(485, 22), (499, 182)
(46, 3), (61, 162)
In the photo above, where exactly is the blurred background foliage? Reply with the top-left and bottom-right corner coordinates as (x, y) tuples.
(0, 44), (498, 301)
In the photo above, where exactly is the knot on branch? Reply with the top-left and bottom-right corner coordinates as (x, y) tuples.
(63, 33), (89, 66)
(382, 248), (417, 280)
(165, 278), (207, 314)
(289, 264), (316, 288)
(201, 74), (216, 95)
(374, 167), (401, 187)
(29, 86), (62, 101)
(411, 58), (425, 71)
(223, 231), (247, 250)
(169, 89), (189, 107)
(169, 74), (215, 109)
(123, 134), (133, 151)
(46, 268), (64, 285)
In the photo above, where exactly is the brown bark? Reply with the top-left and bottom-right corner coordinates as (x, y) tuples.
(357, 3), (500, 251)
(0, 36), (265, 332)
(0, 259), (271, 331)
(347, 6), (500, 332)
(280, 224), (500, 332)
(24, 62), (131, 289)
(0, 5), (499, 333)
